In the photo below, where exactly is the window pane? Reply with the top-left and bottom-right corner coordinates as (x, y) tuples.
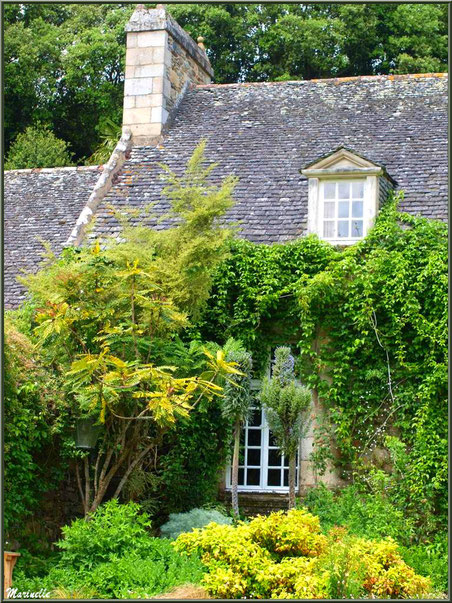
(268, 431), (278, 447)
(338, 201), (349, 218)
(247, 448), (261, 466)
(352, 181), (364, 198)
(284, 470), (289, 487)
(239, 448), (245, 465)
(268, 449), (282, 467)
(352, 201), (363, 218)
(248, 430), (261, 446)
(238, 468), (244, 485)
(338, 221), (349, 238)
(324, 201), (335, 219)
(323, 221), (334, 238)
(267, 469), (282, 487)
(248, 409), (262, 427)
(240, 430), (245, 447)
(351, 220), (363, 237)
(324, 182), (335, 199)
(247, 468), (260, 486)
(283, 455), (289, 467)
(338, 182), (350, 199)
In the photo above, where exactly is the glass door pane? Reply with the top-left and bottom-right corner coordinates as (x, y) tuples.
(265, 426), (299, 489)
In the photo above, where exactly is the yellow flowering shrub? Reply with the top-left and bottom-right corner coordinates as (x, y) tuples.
(173, 512), (432, 599)
(247, 509), (327, 557)
(348, 538), (432, 598)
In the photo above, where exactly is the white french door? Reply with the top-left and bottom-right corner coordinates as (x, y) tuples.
(226, 400), (299, 492)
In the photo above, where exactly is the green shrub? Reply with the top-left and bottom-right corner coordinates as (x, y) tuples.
(301, 483), (415, 545)
(399, 533), (448, 594)
(174, 509), (431, 599)
(14, 541), (204, 599)
(4, 319), (63, 539)
(160, 508), (232, 539)
(57, 500), (153, 569)
(14, 502), (204, 599)
(5, 124), (74, 169)
(70, 545), (203, 599)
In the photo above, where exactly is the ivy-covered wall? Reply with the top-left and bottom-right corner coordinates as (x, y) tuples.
(195, 197), (447, 521)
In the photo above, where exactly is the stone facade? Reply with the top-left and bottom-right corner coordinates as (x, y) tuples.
(123, 4), (213, 146)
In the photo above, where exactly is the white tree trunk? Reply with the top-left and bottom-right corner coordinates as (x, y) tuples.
(288, 452), (297, 509)
(231, 419), (241, 517)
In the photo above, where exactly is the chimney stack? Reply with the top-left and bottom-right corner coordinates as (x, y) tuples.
(123, 4), (214, 146)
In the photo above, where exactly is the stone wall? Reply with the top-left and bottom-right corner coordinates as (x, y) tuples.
(166, 32), (211, 112)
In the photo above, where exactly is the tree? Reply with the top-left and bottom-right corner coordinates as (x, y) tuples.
(19, 142), (239, 515)
(4, 4), (447, 160)
(260, 347), (311, 509)
(4, 3), (131, 159)
(5, 124), (74, 169)
(221, 347), (253, 517)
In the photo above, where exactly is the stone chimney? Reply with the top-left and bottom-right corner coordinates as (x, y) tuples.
(123, 4), (214, 146)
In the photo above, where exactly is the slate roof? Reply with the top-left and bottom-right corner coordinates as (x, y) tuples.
(91, 73), (448, 244)
(3, 74), (448, 309)
(4, 166), (102, 308)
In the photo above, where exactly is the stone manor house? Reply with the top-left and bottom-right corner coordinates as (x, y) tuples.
(4, 5), (448, 507)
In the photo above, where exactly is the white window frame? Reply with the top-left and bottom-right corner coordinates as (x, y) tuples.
(302, 149), (382, 245)
(225, 394), (300, 493)
(319, 178), (368, 243)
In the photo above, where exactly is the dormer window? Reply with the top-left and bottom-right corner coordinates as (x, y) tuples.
(321, 179), (365, 240)
(302, 147), (395, 245)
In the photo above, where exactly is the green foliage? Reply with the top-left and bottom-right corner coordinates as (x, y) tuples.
(160, 508), (233, 540)
(156, 394), (231, 516)
(115, 140), (237, 320)
(297, 197), (447, 523)
(261, 347), (311, 459)
(197, 234), (335, 372)
(14, 501), (204, 599)
(301, 484), (415, 545)
(4, 3), (130, 159)
(5, 124), (74, 169)
(399, 534), (448, 594)
(198, 196), (447, 524)
(3, 318), (63, 539)
(221, 349), (253, 423)
(57, 500), (152, 569)
(174, 509), (431, 599)
(14, 142), (238, 515)
(321, 536), (367, 599)
(301, 484), (448, 594)
(87, 117), (122, 165)
(5, 4), (447, 160)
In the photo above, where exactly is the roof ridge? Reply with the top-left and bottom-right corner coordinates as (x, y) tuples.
(4, 165), (104, 174)
(196, 72), (448, 89)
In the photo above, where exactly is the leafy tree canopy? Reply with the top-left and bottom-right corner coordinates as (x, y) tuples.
(5, 124), (74, 169)
(4, 3), (447, 160)
(8, 142), (238, 517)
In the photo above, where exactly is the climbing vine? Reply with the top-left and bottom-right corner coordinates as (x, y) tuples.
(196, 196), (447, 522)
